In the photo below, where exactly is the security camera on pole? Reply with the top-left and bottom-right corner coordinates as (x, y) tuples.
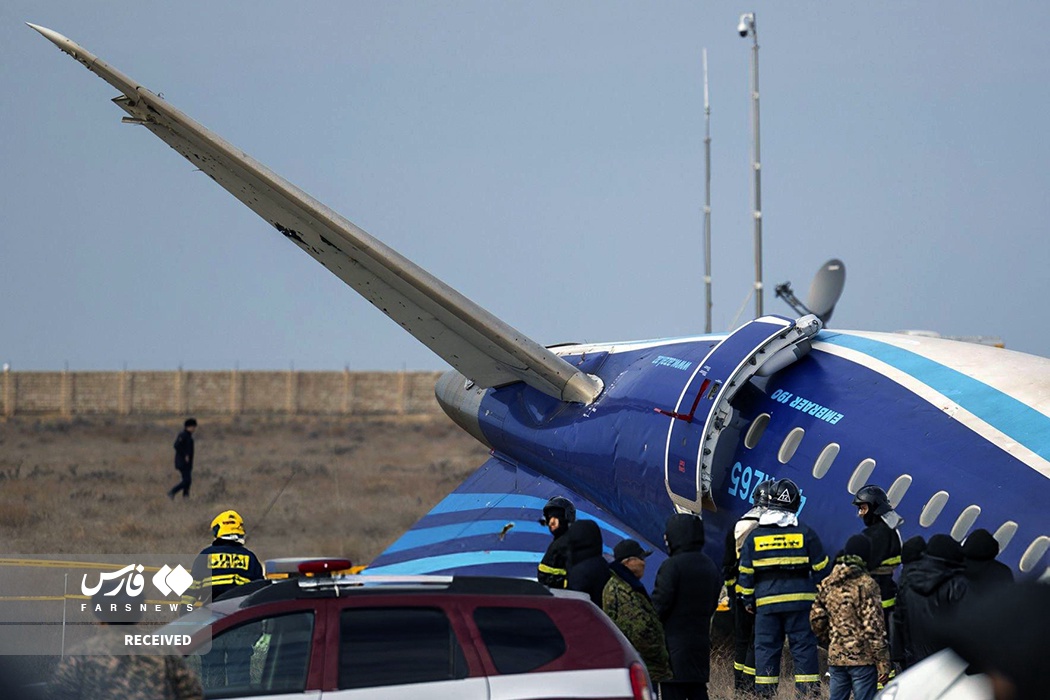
(738, 12), (763, 319)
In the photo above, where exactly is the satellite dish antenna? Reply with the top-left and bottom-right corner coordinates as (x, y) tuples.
(774, 259), (846, 325)
(806, 259), (846, 324)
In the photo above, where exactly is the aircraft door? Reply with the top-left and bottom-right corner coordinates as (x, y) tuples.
(664, 315), (821, 513)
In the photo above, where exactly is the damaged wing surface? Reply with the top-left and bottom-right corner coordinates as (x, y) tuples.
(29, 24), (602, 405)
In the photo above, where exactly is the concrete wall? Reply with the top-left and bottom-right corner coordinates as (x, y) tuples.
(1, 370), (444, 417)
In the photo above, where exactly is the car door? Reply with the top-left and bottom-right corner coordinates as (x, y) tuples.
(320, 602), (488, 699)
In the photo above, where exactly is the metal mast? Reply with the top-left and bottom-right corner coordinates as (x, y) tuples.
(739, 12), (763, 318)
(703, 49), (713, 334)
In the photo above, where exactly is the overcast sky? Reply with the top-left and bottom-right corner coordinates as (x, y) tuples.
(3, 2), (1048, 371)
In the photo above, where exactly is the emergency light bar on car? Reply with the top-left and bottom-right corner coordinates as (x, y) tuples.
(264, 557), (363, 580)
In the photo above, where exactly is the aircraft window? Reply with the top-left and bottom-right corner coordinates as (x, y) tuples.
(993, 521), (1019, 552)
(812, 443), (840, 479)
(847, 459), (877, 495)
(744, 413), (771, 449)
(778, 428), (805, 464)
(951, 505), (981, 540)
(887, 475), (912, 508)
(1019, 536), (1050, 573)
(919, 491), (950, 527)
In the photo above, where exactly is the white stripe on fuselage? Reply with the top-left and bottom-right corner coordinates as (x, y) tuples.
(813, 335), (1050, 480)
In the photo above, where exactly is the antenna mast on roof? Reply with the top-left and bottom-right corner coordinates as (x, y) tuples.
(703, 48), (713, 334)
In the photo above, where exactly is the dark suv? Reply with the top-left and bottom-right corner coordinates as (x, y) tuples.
(166, 563), (653, 699)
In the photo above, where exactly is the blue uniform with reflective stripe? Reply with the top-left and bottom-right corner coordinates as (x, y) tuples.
(738, 521), (829, 611)
(738, 519), (829, 695)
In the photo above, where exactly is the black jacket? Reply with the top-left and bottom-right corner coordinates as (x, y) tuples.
(538, 527), (571, 589)
(183, 541), (263, 604)
(173, 429), (194, 470)
(861, 517), (902, 606)
(567, 520), (610, 606)
(652, 514), (721, 682)
(961, 529), (1013, 594)
(893, 554), (968, 666)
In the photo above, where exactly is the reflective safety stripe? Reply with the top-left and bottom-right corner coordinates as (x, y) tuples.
(739, 565), (754, 574)
(537, 564), (566, 575)
(755, 675), (779, 685)
(795, 674), (821, 683)
(881, 556), (901, 566)
(734, 662), (744, 672)
(881, 597), (896, 608)
(753, 556), (810, 567)
(756, 592), (816, 606)
(738, 587), (755, 595)
(734, 583), (747, 594)
(201, 574), (253, 587)
(743, 666), (756, 676)
(725, 577), (737, 587)
(754, 533), (804, 551)
(813, 556), (830, 571)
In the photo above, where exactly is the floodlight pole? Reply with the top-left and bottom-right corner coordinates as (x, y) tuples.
(703, 49), (713, 334)
(741, 12), (763, 318)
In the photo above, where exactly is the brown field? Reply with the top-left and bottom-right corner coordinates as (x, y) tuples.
(0, 414), (487, 562)
(0, 415), (825, 698)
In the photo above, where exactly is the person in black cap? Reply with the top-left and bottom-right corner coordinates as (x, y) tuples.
(602, 539), (672, 684)
(894, 534), (968, 667)
(537, 496), (575, 588)
(961, 528), (1013, 594)
(168, 418), (197, 500)
(566, 519), (610, 606)
(652, 513), (722, 700)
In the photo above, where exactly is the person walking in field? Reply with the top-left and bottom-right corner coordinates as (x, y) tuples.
(168, 418), (197, 499)
(810, 534), (891, 700)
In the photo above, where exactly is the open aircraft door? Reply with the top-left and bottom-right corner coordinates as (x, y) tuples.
(663, 315), (822, 513)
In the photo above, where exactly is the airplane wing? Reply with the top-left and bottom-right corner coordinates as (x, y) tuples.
(28, 24), (602, 405)
(367, 455), (667, 587)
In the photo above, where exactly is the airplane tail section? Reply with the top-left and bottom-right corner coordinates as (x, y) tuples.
(28, 24), (602, 405)
(367, 456), (666, 584)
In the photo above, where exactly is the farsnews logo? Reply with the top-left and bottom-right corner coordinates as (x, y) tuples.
(81, 563), (193, 598)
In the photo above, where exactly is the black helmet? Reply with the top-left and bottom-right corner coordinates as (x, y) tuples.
(540, 496), (576, 525)
(769, 478), (801, 513)
(753, 479), (775, 508)
(852, 484), (892, 516)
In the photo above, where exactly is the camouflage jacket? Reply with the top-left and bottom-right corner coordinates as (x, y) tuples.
(810, 560), (891, 675)
(47, 632), (204, 700)
(602, 563), (673, 682)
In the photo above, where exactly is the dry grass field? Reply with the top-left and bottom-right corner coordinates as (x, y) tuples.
(0, 414), (487, 562)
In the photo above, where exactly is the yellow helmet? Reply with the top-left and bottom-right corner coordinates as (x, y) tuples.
(211, 510), (246, 542)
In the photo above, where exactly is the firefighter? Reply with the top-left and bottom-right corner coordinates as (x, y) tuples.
(537, 496), (575, 589)
(738, 478), (829, 697)
(721, 479), (774, 694)
(184, 510), (264, 690)
(852, 485), (903, 622)
(183, 510), (263, 605)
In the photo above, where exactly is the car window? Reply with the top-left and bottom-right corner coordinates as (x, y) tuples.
(338, 607), (467, 689)
(188, 610), (314, 698)
(473, 606), (566, 674)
